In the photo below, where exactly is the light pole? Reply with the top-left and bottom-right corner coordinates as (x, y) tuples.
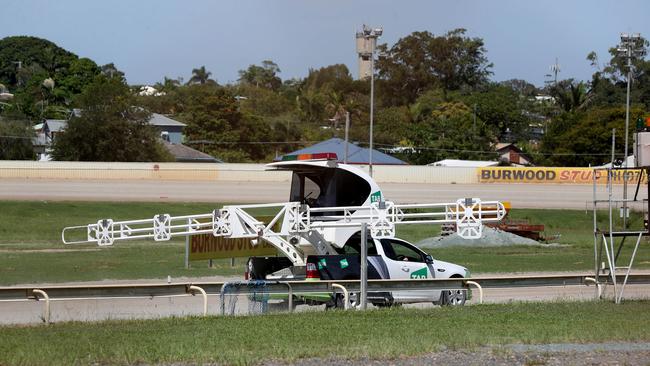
(617, 33), (643, 168)
(616, 32), (644, 227)
(357, 25), (382, 176)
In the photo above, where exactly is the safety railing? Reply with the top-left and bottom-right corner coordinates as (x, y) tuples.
(1, 273), (648, 323)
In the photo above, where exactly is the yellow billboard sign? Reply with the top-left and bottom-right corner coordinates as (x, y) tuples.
(477, 167), (647, 184)
(189, 235), (277, 260)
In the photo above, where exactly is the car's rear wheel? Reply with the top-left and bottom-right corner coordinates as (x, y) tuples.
(440, 289), (466, 306)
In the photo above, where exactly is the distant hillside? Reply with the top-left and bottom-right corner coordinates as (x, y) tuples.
(0, 36), (102, 118)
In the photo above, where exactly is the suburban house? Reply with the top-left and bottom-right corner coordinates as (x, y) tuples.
(33, 119), (67, 159)
(33, 111), (219, 163)
(148, 113), (186, 144)
(161, 140), (222, 163)
(495, 142), (534, 166)
(276, 138), (407, 165)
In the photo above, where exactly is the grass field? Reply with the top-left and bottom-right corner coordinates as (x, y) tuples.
(1, 201), (649, 285)
(0, 301), (648, 365)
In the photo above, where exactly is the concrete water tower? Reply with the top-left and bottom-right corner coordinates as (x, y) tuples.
(356, 25), (381, 80)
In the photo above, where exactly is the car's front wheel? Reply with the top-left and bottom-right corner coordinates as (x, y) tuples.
(331, 292), (358, 309)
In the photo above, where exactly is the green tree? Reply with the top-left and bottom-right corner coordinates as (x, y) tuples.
(548, 79), (590, 112)
(374, 106), (413, 147)
(297, 64), (362, 124)
(231, 83), (293, 116)
(499, 79), (538, 97)
(238, 60), (282, 90)
(176, 84), (242, 161)
(0, 114), (35, 160)
(376, 29), (492, 105)
(587, 37), (650, 108)
(0, 36), (77, 89)
(404, 99), (496, 164)
(51, 76), (171, 162)
(0, 36), (102, 118)
(462, 83), (532, 140)
(154, 77), (182, 93)
(541, 106), (645, 166)
(100, 63), (125, 80)
(55, 58), (101, 101)
(189, 66), (215, 85)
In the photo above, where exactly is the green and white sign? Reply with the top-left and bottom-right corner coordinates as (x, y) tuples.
(410, 267), (428, 279)
(370, 191), (382, 203)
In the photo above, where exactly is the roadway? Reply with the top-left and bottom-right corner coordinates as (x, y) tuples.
(0, 178), (632, 209)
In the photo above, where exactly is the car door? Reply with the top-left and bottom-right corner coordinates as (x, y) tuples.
(377, 238), (436, 302)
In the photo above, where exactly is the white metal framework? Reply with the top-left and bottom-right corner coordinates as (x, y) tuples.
(63, 198), (507, 266)
(592, 167), (648, 303)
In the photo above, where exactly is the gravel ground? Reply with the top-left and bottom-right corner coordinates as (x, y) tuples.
(262, 343), (650, 366)
(417, 226), (565, 248)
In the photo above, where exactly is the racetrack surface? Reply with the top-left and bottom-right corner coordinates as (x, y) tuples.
(0, 179), (629, 209)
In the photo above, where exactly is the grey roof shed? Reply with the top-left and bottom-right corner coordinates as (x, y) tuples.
(277, 138), (407, 165)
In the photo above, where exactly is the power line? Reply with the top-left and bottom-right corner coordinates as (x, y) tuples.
(190, 139), (620, 158)
(0, 134), (621, 158)
(0, 135), (33, 140)
(370, 142), (622, 157)
(186, 140), (319, 145)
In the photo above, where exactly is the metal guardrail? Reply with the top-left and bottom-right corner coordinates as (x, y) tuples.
(2, 273), (649, 324)
(1, 273), (649, 302)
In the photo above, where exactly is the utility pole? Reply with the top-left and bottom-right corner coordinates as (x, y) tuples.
(550, 58), (560, 85)
(344, 111), (350, 164)
(13, 61), (22, 87)
(473, 104), (477, 133)
(360, 223), (368, 310)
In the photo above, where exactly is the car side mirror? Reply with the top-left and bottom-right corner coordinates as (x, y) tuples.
(425, 255), (433, 264)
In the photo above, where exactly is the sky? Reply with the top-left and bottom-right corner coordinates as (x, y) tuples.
(2, 0), (649, 87)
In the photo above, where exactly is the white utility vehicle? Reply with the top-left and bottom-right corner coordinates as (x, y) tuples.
(63, 153), (506, 307)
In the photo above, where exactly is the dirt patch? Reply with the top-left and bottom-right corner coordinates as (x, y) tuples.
(264, 343), (650, 366)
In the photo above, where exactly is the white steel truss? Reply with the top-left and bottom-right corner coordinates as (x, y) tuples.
(592, 167), (649, 303)
(63, 198), (506, 265)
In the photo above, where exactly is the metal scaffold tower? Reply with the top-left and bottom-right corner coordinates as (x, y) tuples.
(592, 166), (649, 303)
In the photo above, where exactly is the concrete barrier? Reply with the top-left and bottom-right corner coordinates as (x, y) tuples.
(0, 161), (290, 182)
(0, 161), (629, 185)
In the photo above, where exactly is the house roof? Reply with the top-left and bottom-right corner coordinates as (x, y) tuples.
(40, 113), (186, 130)
(495, 142), (518, 151)
(43, 120), (67, 133)
(162, 141), (222, 163)
(428, 159), (499, 167)
(149, 113), (186, 127)
(277, 138), (407, 165)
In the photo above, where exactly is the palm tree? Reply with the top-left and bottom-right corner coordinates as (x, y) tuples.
(550, 79), (590, 112)
(189, 66), (214, 85)
(155, 77), (181, 92)
(325, 90), (347, 129)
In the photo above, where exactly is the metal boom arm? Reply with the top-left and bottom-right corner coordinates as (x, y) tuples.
(62, 198), (506, 264)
